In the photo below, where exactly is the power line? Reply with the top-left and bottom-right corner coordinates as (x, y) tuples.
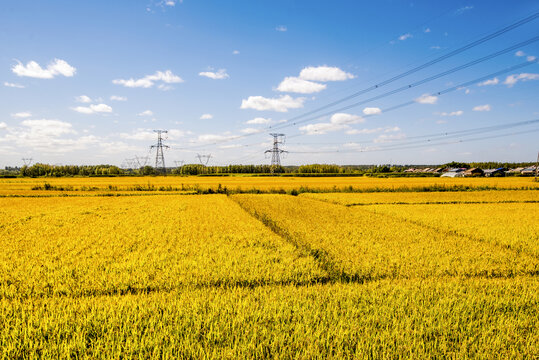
(272, 11), (539, 127)
(286, 119), (539, 154)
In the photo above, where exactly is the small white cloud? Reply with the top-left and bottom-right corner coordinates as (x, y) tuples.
(527, 55), (537, 62)
(430, 45), (442, 50)
(0, 122), (7, 130)
(465, 88), (471, 94)
(504, 73), (539, 87)
(113, 70), (183, 88)
(12, 59), (76, 79)
(232, 50), (240, 55)
(276, 76), (326, 94)
(276, 25), (287, 32)
(362, 107), (382, 115)
(399, 33), (413, 41)
(299, 66), (354, 82)
(110, 95), (127, 101)
(424, 28), (431, 33)
(455, 5), (473, 14)
(473, 104), (491, 112)
(246, 117), (272, 125)
(199, 69), (229, 80)
(240, 127), (261, 134)
(4, 82), (25, 88)
(21, 119), (75, 136)
(11, 112), (32, 118)
(300, 113), (363, 135)
(374, 133), (406, 143)
(477, 77), (499, 86)
(415, 93), (438, 104)
(72, 103), (113, 114)
(76, 95), (92, 103)
(439, 110), (463, 116)
(515, 50), (525, 57)
(138, 110), (153, 116)
(240, 95), (305, 112)
(200, 114), (213, 120)
(119, 128), (155, 141)
(346, 126), (400, 135)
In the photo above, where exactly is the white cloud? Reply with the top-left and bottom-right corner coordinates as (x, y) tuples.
(299, 113), (363, 135)
(398, 33), (413, 41)
(299, 66), (354, 82)
(138, 110), (153, 116)
(240, 95), (305, 112)
(430, 45), (441, 50)
(240, 127), (261, 134)
(200, 114), (213, 120)
(276, 25), (287, 32)
(199, 69), (229, 80)
(12, 59), (76, 79)
(276, 76), (326, 94)
(440, 110), (463, 116)
(455, 5), (473, 14)
(119, 128), (156, 141)
(113, 70), (183, 88)
(415, 93), (438, 104)
(503, 73), (539, 87)
(196, 133), (235, 143)
(232, 50), (240, 55)
(477, 77), (499, 86)
(4, 82), (25, 88)
(72, 104), (113, 114)
(527, 55), (537, 62)
(0, 122), (7, 130)
(373, 133), (406, 143)
(246, 117), (272, 125)
(21, 119), (75, 137)
(424, 28), (431, 33)
(76, 95), (92, 103)
(473, 104), (491, 112)
(110, 95), (127, 101)
(362, 107), (382, 115)
(11, 112), (32, 118)
(346, 126), (400, 135)
(515, 50), (525, 57)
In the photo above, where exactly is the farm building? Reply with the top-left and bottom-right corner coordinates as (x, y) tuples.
(441, 168), (466, 178)
(483, 168), (505, 177)
(463, 168), (484, 177)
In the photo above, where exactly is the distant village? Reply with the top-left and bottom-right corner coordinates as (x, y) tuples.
(404, 165), (538, 178)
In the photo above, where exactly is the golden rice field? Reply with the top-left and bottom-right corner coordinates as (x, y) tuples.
(0, 176), (537, 358)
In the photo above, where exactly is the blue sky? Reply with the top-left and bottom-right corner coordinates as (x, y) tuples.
(1, 0), (538, 167)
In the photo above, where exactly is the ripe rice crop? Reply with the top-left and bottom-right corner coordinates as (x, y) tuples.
(0, 195), (324, 299)
(0, 175), (537, 196)
(301, 189), (539, 205)
(231, 194), (538, 281)
(1, 278), (537, 359)
(362, 202), (539, 258)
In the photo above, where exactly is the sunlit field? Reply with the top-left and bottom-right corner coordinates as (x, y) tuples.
(1, 177), (538, 358)
(0, 175), (537, 196)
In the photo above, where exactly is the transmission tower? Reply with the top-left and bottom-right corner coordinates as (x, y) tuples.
(150, 130), (169, 173)
(197, 154), (212, 166)
(174, 160), (185, 167)
(265, 133), (287, 171)
(22, 158), (33, 166)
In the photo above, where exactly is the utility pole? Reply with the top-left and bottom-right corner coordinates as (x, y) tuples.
(151, 130), (169, 174)
(265, 133), (287, 173)
(196, 154), (212, 166)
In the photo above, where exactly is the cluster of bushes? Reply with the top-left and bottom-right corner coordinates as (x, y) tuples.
(19, 163), (124, 177)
